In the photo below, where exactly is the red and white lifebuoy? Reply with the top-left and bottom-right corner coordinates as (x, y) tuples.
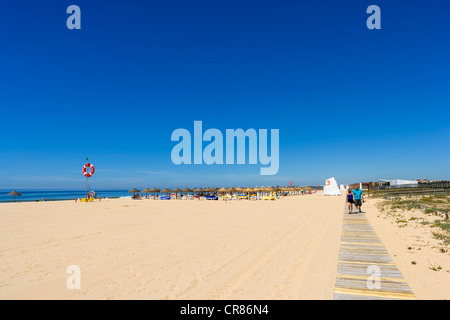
(82, 163), (95, 177)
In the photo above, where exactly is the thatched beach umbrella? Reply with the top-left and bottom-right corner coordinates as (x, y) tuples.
(7, 191), (21, 203)
(128, 188), (140, 195)
(243, 187), (253, 193)
(193, 187), (203, 194)
(227, 187), (236, 194)
(216, 187), (226, 198)
(149, 188), (160, 198)
(172, 188), (182, 199)
(161, 188), (171, 195)
(263, 187), (271, 195)
(182, 187), (192, 193)
(141, 188), (151, 198)
(205, 187), (214, 194)
(243, 187), (253, 199)
(192, 188), (203, 199)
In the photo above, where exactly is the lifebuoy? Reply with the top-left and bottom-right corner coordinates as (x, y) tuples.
(83, 163), (95, 177)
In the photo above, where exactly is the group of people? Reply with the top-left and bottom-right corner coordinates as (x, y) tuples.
(346, 186), (364, 214)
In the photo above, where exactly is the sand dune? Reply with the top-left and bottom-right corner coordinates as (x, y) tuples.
(0, 194), (344, 300)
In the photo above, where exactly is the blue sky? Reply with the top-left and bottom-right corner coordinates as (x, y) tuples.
(0, 0), (449, 190)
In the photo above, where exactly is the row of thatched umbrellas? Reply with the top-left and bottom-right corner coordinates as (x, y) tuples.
(129, 187), (304, 197)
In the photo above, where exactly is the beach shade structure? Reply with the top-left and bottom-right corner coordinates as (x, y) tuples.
(172, 188), (182, 199)
(182, 187), (192, 193)
(141, 188), (151, 198)
(149, 188), (160, 197)
(161, 188), (172, 195)
(7, 191), (21, 203)
(227, 187), (236, 194)
(192, 187), (204, 199)
(243, 188), (254, 199)
(235, 187), (243, 193)
(192, 188), (204, 194)
(128, 188), (141, 200)
(217, 187), (227, 197)
(128, 188), (140, 195)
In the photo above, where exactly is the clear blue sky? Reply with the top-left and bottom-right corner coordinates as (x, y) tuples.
(0, 0), (449, 190)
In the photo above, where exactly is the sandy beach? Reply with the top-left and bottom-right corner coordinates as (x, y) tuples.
(2, 193), (449, 300)
(0, 194), (344, 300)
(363, 198), (450, 300)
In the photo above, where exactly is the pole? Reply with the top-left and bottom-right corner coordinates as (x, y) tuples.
(85, 157), (88, 200)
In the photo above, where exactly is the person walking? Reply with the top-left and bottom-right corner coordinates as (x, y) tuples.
(346, 189), (354, 214)
(352, 186), (364, 213)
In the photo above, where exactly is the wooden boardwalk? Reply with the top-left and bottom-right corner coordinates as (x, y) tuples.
(334, 206), (416, 300)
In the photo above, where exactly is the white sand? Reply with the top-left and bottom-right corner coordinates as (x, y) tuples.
(0, 194), (344, 300)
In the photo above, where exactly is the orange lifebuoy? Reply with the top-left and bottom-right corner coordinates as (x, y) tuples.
(82, 163), (95, 177)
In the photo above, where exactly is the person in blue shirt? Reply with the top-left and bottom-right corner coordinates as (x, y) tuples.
(352, 186), (364, 213)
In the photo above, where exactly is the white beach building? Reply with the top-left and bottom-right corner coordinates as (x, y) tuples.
(379, 179), (418, 187)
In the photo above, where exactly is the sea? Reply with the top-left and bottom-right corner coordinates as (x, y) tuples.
(0, 189), (133, 203)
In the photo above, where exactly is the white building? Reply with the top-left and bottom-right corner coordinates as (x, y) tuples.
(379, 179), (418, 187)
